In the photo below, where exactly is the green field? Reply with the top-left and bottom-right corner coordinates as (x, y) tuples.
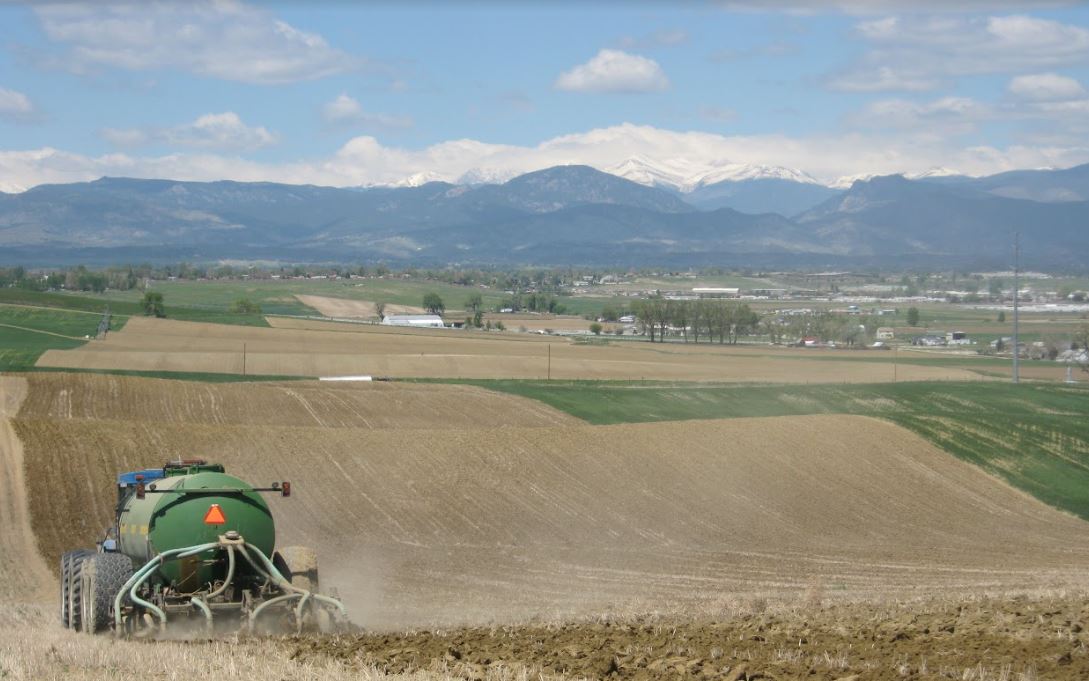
(73, 278), (515, 315)
(462, 379), (1089, 520)
(0, 304), (111, 371)
(0, 288), (268, 327)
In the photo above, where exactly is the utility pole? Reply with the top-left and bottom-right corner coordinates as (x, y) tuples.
(1012, 232), (1020, 384)
(243, 342), (247, 377)
(547, 343), (551, 380)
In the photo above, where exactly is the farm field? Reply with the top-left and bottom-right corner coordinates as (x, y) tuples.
(0, 303), (109, 371)
(35, 316), (992, 382)
(7, 373), (1089, 628)
(3, 371), (1089, 678)
(469, 379), (1089, 519)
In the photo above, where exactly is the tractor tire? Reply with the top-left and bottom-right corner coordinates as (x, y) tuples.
(79, 553), (134, 634)
(275, 546), (319, 592)
(66, 550), (94, 630)
(59, 550), (91, 628)
(59, 546), (92, 627)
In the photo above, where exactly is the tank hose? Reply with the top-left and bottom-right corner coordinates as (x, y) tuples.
(111, 536), (346, 635)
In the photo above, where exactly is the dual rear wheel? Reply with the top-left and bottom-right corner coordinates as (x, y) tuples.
(59, 551), (134, 633)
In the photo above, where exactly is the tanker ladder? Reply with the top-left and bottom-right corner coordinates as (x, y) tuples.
(112, 531), (347, 637)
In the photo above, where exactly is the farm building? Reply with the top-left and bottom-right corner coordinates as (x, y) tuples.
(382, 314), (445, 328)
(693, 287), (740, 298)
(946, 331), (971, 345)
(876, 327), (895, 340)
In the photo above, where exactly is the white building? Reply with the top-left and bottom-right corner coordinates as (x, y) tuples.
(382, 314), (444, 328)
(876, 327), (895, 340)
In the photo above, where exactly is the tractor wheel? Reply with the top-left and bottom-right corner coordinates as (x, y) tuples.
(78, 553), (134, 634)
(66, 550), (94, 630)
(59, 551), (83, 628)
(274, 546), (319, 592)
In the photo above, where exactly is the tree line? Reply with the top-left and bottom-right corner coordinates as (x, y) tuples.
(631, 297), (760, 344)
(631, 296), (888, 347)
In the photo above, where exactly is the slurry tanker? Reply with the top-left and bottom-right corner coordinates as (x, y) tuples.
(59, 459), (346, 635)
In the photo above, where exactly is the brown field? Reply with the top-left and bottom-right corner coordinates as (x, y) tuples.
(36, 316), (986, 382)
(297, 294), (425, 318)
(4, 372), (1089, 678)
(8, 373), (1089, 628)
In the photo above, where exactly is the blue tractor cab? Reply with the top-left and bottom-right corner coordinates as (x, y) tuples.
(117, 469), (166, 487)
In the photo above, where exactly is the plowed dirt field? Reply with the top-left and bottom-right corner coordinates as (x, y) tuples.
(36, 316), (984, 382)
(296, 295), (425, 318)
(7, 373), (1089, 632)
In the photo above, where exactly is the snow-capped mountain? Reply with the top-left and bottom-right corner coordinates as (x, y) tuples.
(829, 173), (880, 189)
(456, 167), (522, 185)
(906, 167), (963, 180)
(604, 156), (820, 193)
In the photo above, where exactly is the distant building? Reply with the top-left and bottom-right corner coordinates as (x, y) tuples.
(946, 331), (970, 345)
(693, 287), (740, 298)
(382, 314), (444, 328)
(876, 327), (895, 340)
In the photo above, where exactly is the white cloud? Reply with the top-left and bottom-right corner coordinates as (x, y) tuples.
(720, 1), (1080, 14)
(321, 94), (413, 129)
(699, 106), (739, 122)
(617, 29), (688, 50)
(829, 14), (1089, 92)
(853, 97), (991, 133)
(0, 87), (34, 121)
(1008, 73), (1086, 101)
(555, 50), (669, 93)
(101, 112), (277, 151)
(829, 66), (939, 92)
(33, 2), (359, 84)
(5, 123), (1089, 193)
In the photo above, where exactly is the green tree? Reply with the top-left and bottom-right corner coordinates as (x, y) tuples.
(465, 292), (484, 313)
(472, 310), (484, 328)
(589, 322), (603, 335)
(997, 311), (1006, 323)
(142, 291), (165, 318)
(906, 307), (920, 327)
(230, 298), (262, 314)
(422, 292), (445, 315)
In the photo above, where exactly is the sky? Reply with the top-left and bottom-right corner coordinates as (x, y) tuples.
(1, 0), (1089, 191)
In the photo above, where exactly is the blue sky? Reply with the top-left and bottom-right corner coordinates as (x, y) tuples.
(1, 1), (1089, 191)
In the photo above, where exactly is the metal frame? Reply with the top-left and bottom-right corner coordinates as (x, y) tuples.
(112, 533), (346, 636)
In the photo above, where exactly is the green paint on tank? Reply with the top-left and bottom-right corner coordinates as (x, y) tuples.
(117, 472), (275, 589)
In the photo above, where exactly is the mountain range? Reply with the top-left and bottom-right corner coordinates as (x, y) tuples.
(1, 162), (1087, 268)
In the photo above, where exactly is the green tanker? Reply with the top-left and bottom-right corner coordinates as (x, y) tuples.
(59, 459), (345, 636)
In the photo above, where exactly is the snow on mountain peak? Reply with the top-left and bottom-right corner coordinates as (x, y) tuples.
(390, 171), (446, 188)
(457, 167), (521, 185)
(603, 156), (819, 192)
(906, 167), (962, 180)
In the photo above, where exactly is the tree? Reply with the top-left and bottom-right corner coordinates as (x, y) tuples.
(472, 310), (484, 328)
(230, 298), (261, 314)
(142, 291), (165, 318)
(997, 311), (1006, 323)
(1077, 323), (1089, 374)
(422, 293), (445, 315)
(906, 307), (920, 327)
(376, 302), (386, 319)
(589, 322), (603, 335)
(465, 293), (483, 314)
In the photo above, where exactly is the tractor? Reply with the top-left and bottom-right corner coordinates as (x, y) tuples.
(59, 459), (346, 635)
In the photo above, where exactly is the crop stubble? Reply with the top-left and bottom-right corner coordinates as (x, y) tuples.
(8, 374), (1089, 631)
(36, 317), (984, 382)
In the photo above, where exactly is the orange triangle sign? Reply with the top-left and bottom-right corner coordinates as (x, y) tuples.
(203, 504), (227, 525)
